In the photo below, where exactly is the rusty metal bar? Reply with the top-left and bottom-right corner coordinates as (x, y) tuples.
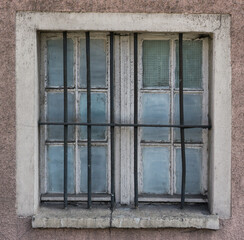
(179, 33), (186, 209)
(86, 31), (92, 209)
(63, 31), (68, 209)
(39, 122), (211, 129)
(110, 32), (115, 209)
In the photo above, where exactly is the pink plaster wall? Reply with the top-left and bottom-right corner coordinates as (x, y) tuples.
(0, 0), (243, 239)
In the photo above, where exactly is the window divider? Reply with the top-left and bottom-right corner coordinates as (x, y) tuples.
(134, 33), (138, 208)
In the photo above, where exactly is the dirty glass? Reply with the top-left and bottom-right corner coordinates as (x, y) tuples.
(47, 38), (74, 87)
(80, 39), (107, 88)
(47, 145), (75, 193)
(141, 93), (170, 142)
(174, 94), (202, 142)
(80, 146), (107, 193)
(143, 40), (170, 88)
(175, 40), (202, 89)
(47, 92), (75, 140)
(79, 92), (107, 140)
(175, 148), (202, 194)
(142, 147), (170, 194)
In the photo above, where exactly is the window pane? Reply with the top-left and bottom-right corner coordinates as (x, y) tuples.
(175, 40), (202, 89)
(47, 145), (75, 193)
(79, 92), (107, 140)
(175, 148), (202, 194)
(141, 93), (170, 142)
(80, 146), (107, 193)
(47, 38), (74, 87)
(47, 92), (75, 140)
(80, 39), (107, 88)
(143, 40), (170, 88)
(142, 147), (170, 194)
(174, 94), (202, 142)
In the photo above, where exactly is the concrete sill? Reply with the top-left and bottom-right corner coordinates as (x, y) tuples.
(32, 205), (219, 230)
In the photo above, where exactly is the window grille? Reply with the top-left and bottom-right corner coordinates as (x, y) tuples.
(39, 31), (211, 209)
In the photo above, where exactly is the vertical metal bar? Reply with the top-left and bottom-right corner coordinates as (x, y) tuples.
(110, 32), (115, 210)
(63, 31), (68, 208)
(179, 33), (186, 209)
(86, 31), (92, 209)
(134, 33), (138, 208)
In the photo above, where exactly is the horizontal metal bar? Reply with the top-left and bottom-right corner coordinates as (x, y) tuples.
(41, 193), (207, 203)
(139, 197), (207, 203)
(41, 193), (111, 202)
(39, 122), (211, 129)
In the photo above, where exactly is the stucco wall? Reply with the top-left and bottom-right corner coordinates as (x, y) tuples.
(0, 0), (243, 239)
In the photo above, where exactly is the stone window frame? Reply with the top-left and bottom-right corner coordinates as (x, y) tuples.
(16, 12), (231, 228)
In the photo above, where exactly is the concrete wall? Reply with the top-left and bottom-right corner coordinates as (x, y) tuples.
(0, 0), (243, 239)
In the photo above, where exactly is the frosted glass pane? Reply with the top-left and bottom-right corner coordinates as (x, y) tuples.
(47, 92), (75, 140)
(79, 93), (107, 140)
(80, 146), (107, 193)
(143, 40), (170, 88)
(175, 40), (202, 89)
(175, 148), (202, 194)
(141, 93), (170, 142)
(47, 145), (75, 193)
(47, 39), (74, 87)
(174, 94), (202, 142)
(80, 39), (107, 88)
(142, 147), (170, 194)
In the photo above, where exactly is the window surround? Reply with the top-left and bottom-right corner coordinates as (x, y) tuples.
(16, 12), (231, 227)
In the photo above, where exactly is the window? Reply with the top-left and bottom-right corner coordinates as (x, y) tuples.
(39, 31), (209, 206)
(137, 34), (209, 203)
(16, 13), (231, 226)
(40, 33), (111, 202)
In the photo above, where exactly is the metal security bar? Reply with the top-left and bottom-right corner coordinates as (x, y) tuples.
(63, 31), (68, 208)
(39, 32), (211, 209)
(110, 32), (115, 209)
(39, 122), (211, 128)
(86, 32), (92, 209)
(179, 33), (186, 209)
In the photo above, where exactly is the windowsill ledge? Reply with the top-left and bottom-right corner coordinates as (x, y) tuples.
(32, 204), (219, 230)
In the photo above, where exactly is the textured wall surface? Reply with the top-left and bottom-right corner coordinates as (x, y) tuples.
(0, 0), (243, 239)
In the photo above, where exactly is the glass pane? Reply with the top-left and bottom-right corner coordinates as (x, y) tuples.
(174, 94), (202, 142)
(175, 40), (202, 89)
(175, 148), (202, 194)
(143, 40), (170, 88)
(47, 38), (74, 87)
(142, 147), (170, 194)
(80, 39), (107, 88)
(79, 92), (107, 140)
(80, 146), (107, 193)
(47, 145), (75, 193)
(141, 93), (170, 142)
(47, 92), (75, 140)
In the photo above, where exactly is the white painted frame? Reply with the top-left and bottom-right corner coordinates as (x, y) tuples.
(39, 32), (111, 198)
(16, 12), (231, 219)
(137, 34), (209, 202)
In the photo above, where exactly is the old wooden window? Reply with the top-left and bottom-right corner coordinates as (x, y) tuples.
(39, 32), (209, 206)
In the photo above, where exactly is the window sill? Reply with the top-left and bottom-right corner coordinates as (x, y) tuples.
(32, 204), (219, 230)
